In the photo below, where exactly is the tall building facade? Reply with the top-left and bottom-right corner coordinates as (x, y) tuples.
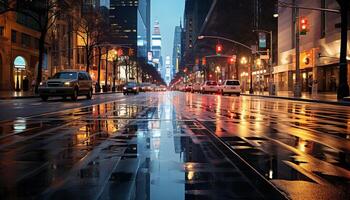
(275, 0), (350, 93)
(151, 20), (162, 72)
(172, 24), (182, 75)
(164, 55), (172, 84)
(0, 9), (42, 91)
(182, 0), (213, 73)
(0, 0), (81, 91)
(109, 0), (149, 58)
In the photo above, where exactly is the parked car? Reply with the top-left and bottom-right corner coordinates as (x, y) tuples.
(123, 82), (139, 95)
(160, 85), (167, 91)
(220, 80), (241, 96)
(38, 70), (93, 101)
(140, 82), (152, 92)
(185, 84), (192, 92)
(150, 84), (157, 91)
(179, 84), (186, 92)
(155, 85), (167, 92)
(192, 83), (201, 93)
(201, 81), (219, 94)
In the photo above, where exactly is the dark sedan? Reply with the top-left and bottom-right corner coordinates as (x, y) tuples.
(123, 82), (139, 95)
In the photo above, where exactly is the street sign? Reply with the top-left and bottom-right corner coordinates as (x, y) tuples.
(260, 55), (270, 60)
(259, 32), (267, 48)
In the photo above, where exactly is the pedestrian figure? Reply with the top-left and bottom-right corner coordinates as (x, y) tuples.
(31, 79), (36, 92)
(23, 77), (29, 91)
(308, 75), (313, 94)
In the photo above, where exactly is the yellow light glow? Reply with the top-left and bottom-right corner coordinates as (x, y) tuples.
(187, 171), (194, 180)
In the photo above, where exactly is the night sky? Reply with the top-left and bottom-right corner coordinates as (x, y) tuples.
(152, 0), (184, 65)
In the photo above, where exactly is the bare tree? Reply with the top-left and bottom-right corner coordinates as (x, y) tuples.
(95, 8), (111, 91)
(0, 0), (71, 92)
(72, 2), (105, 73)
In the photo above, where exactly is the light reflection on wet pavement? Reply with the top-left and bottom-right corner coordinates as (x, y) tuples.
(0, 92), (349, 199)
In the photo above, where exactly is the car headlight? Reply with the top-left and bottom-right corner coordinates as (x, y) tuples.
(64, 82), (72, 86)
(123, 87), (127, 90)
(39, 82), (46, 86)
(133, 87), (137, 90)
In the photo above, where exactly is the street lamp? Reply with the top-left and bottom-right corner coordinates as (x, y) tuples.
(240, 56), (254, 94)
(240, 57), (248, 65)
(253, 29), (275, 95)
(216, 66), (221, 82)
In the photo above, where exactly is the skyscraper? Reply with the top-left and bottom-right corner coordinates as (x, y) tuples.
(165, 55), (172, 85)
(151, 20), (162, 72)
(172, 23), (182, 75)
(109, 0), (149, 58)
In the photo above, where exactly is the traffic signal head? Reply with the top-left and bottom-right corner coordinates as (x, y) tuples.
(128, 48), (134, 56)
(216, 44), (223, 55)
(202, 57), (206, 65)
(300, 17), (308, 35)
(228, 55), (236, 64)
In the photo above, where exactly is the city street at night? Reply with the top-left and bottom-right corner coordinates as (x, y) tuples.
(1, 0), (350, 199)
(0, 92), (349, 199)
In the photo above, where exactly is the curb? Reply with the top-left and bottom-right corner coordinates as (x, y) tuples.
(0, 91), (122, 100)
(241, 93), (350, 106)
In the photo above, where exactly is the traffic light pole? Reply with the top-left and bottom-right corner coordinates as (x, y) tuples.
(294, 7), (302, 98)
(279, 1), (349, 99)
(337, 0), (349, 99)
(250, 56), (254, 94)
(254, 29), (275, 95)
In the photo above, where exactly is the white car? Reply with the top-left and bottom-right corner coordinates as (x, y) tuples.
(192, 83), (201, 93)
(179, 84), (186, 92)
(220, 80), (241, 96)
(201, 81), (219, 94)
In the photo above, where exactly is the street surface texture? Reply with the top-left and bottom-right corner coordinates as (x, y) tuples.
(0, 92), (349, 200)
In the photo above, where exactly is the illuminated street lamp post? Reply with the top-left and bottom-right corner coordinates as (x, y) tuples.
(240, 56), (254, 94)
(215, 66), (221, 82)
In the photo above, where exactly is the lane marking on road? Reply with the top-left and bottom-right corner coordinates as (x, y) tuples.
(14, 107), (24, 109)
(30, 103), (42, 106)
(0, 94), (127, 123)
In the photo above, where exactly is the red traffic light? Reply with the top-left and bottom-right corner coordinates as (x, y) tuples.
(202, 57), (206, 65)
(300, 17), (308, 35)
(228, 55), (236, 64)
(216, 44), (223, 55)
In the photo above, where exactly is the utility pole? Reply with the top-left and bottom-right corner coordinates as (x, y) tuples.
(104, 48), (109, 92)
(250, 56), (254, 94)
(294, 6), (301, 97)
(268, 31), (274, 95)
(337, 0), (349, 99)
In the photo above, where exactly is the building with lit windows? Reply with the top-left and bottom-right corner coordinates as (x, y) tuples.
(172, 24), (182, 75)
(182, 0), (212, 73)
(109, 0), (149, 58)
(275, 0), (350, 93)
(151, 20), (163, 72)
(0, 2), (47, 91)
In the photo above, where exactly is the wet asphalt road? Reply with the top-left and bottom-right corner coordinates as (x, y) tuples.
(0, 92), (349, 200)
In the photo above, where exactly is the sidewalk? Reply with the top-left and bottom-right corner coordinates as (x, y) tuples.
(242, 91), (350, 106)
(0, 90), (121, 100)
(0, 91), (37, 99)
